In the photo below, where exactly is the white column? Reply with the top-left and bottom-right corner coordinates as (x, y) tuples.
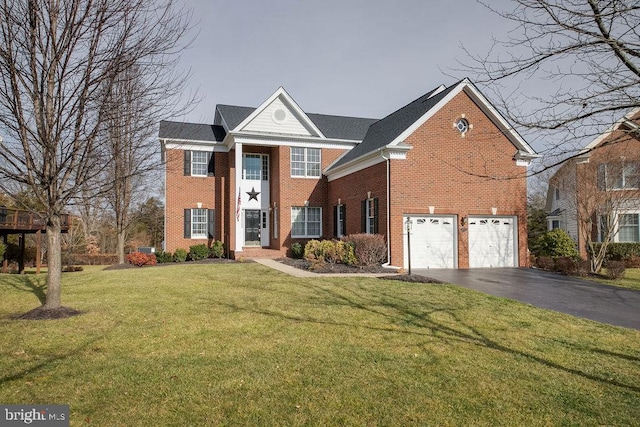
(235, 142), (243, 252)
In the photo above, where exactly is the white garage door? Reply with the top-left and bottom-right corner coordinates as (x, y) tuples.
(404, 216), (456, 269)
(468, 216), (517, 268)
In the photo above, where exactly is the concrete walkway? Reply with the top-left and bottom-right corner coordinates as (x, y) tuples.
(253, 258), (397, 278)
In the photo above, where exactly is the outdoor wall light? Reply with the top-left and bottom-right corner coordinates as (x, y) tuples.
(460, 216), (467, 226)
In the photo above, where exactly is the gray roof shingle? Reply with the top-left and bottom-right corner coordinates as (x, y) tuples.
(328, 82), (461, 170)
(215, 105), (377, 141)
(159, 120), (226, 142)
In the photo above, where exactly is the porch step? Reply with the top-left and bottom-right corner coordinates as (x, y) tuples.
(238, 247), (284, 260)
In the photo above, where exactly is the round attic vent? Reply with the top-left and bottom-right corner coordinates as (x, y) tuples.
(272, 108), (287, 124)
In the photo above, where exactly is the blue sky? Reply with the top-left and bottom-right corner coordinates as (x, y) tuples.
(176, 0), (516, 124)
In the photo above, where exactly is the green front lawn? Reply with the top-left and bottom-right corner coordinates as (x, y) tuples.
(1, 264), (639, 426)
(589, 268), (640, 290)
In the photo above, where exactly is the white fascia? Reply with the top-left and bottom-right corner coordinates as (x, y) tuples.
(161, 138), (229, 152)
(230, 132), (358, 150)
(326, 144), (412, 182)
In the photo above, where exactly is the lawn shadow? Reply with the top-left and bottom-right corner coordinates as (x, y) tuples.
(0, 334), (105, 386)
(218, 279), (640, 394)
(1, 274), (47, 305)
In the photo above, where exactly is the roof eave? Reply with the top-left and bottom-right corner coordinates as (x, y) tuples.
(326, 144), (412, 181)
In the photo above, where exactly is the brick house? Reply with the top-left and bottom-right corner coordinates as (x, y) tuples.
(159, 79), (537, 268)
(547, 108), (640, 259)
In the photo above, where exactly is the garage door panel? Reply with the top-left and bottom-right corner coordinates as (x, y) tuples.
(469, 217), (517, 268)
(404, 216), (456, 269)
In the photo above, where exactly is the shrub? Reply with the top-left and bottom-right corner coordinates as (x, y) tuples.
(126, 252), (157, 267)
(304, 240), (324, 264)
(290, 242), (304, 259)
(173, 248), (188, 263)
(0, 241), (5, 260)
(592, 242), (640, 262)
(604, 260), (626, 280)
(553, 256), (578, 275)
(155, 251), (174, 263)
(535, 256), (554, 271)
(536, 229), (579, 258)
(336, 240), (357, 266)
(210, 240), (225, 258)
(344, 233), (387, 266)
(624, 254), (640, 268)
(189, 244), (209, 261)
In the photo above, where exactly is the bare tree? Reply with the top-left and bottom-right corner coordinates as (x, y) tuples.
(0, 0), (191, 313)
(459, 0), (640, 160)
(551, 133), (640, 272)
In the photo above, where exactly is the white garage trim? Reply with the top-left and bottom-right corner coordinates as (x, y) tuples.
(403, 215), (457, 269)
(468, 216), (518, 268)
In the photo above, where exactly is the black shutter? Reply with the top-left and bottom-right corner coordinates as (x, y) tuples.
(361, 200), (366, 233)
(207, 152), (215, 177)
(373, 198), (379, 234)
(184, 209), (191, 238)
(207, 209), (215, 239)
(184, 151), (191, 176)
(333, 205), (338, 237)
(342, 204), (347, 236)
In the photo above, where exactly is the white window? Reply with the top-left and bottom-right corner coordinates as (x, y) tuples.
(291, 207), (321, 237)
(336, 204), (345, 237)
(191, 208), (208, 238)
(551, 220), (561, 229)
(191, 151), (209, 176)
(291, 147), (321, 178)
(618, 214), (640, 242)
(599, 163), (640, 190)
(366, 198), (376, 234)
(242, 154), (269, 180)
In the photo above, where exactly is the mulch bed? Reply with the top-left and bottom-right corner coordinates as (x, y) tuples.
(276, 258), (443, 283)
(102, 258), (238, 271)
(13, 306), (84, 320)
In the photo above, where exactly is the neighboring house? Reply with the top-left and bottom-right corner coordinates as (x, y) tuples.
(546, 108), (640, 258)
(159, 78), (537, 268)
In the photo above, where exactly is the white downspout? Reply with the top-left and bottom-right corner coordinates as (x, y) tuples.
(380, 148), (396, 269)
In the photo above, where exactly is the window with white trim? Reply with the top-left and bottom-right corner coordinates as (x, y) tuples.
(598, 163), (640, 190)
(336, 204), (345, 237)
(291, 147), (321, 178)
(366, 198), (376, 234)
(191, 208), (208, 238)
(291, 206), (321, 237)
(618, 213), (640, 242)
(191, 151), (209, 176)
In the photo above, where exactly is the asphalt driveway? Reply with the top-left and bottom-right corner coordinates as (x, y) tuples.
(414, 268), (640, 330)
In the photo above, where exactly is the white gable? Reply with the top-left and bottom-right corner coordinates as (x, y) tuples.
(242, 96), (315, 136)
(234, 87), (325, 138)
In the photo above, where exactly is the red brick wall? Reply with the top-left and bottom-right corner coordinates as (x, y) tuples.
(164, 148), (229, 253)
(328, 90), (529, 268)
(274, 146), (348, 255)
(328, 162), (388, 239)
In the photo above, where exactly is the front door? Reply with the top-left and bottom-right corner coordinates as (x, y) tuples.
(245, 210), (261, 246)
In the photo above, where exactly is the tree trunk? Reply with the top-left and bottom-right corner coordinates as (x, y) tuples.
(44, 215), (62, 309)
(117, 231), (126, 264)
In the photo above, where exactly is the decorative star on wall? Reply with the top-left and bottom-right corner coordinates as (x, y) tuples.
(246, 187), (260, 201)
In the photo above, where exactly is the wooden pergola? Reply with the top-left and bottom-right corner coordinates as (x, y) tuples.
(0, 207), (71, 274)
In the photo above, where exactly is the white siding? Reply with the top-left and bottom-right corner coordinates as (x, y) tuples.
(242, 97), (316, 136)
